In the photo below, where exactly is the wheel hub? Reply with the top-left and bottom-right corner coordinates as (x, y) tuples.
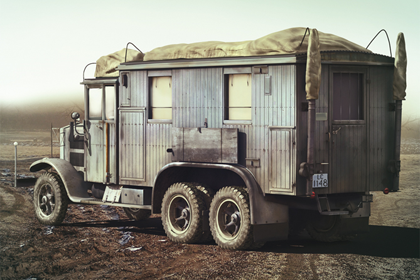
(39, 184), (55, 216)
(217, 200), (242, 239)
(168, 195), (191, 233)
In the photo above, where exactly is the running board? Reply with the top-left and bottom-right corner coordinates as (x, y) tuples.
(77, 198), (152, 209)
(316, 195), (349, 216)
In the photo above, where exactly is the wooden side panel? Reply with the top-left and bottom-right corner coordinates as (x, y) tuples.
(172, 128), (238, 164)
(184, 128), (222, 163)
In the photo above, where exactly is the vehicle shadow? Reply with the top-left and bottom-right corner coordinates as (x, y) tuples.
(59, 217), (166, 236)
(263, 225), (420, 259)
(59, 218), (419, 258)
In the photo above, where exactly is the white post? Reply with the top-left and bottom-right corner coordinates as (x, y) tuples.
(14, 142), (18, 187)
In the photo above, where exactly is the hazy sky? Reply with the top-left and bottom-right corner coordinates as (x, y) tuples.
(1, 0), (419, 118)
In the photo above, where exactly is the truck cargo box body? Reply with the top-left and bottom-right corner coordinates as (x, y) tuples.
(64, 51), (396, 197)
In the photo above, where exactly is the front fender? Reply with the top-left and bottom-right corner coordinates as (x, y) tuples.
(30, 158), (90, 203)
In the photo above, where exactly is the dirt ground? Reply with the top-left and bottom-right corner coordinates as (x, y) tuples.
(0, 131), (419, 279)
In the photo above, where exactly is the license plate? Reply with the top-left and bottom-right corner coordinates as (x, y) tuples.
(312, 174), (328, 188)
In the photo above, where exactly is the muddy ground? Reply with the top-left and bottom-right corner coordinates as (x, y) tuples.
(0, 131), (419, 279)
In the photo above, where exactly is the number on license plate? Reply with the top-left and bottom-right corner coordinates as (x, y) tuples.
(312, 174), (328, 188)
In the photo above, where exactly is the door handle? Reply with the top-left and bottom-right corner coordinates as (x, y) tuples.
(327, 127), (341, 144)
(332, 127), (341, 135)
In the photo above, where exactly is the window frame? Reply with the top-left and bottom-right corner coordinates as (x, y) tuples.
(223, 67), (253, 125)
(85, 83), (117, 122)
(330, 66), (367, 125)
(148, 70), (173, 123)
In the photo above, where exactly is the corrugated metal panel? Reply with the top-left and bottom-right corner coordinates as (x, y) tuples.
(314, 65), (332, 195)
(256, 65), (296, 194)
(129, 71), (148, 108)
(120, 72), (131, 107)
(315, 65), (330, 167)
(223, 65), (296, 194)
(108, 122), (117, 184)
(145, 123), (172, 186)
(269, 128), (295, 193)
(173, 68), (223, 128)
(331, 125), (367, 193)
(118, 66), (297, 195)
(119, 110), (146, 184)
(368, 66), (395, 191)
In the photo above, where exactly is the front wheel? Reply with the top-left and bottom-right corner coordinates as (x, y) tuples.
(161, 182), (205, 244)
(33, 172), (68, 225)
(209, 186), (253, 250)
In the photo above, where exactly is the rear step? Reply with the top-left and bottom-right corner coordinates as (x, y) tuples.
(316, 195), (349, 216)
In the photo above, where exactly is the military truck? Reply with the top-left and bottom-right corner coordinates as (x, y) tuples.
(30, 27), (407, 249)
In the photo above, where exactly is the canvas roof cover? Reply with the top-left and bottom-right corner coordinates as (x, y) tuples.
(95, 27), (371, 77)
(143, 27), (371, 61)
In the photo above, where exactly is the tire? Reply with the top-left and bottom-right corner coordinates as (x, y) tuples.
(195, 184), (214, 243)
(33, 172), (69, 225)
(161, 182), (205, 244)
(209, 186), (253, 250)
(123, 208), (151, 221)
(306, 215), (341, 242)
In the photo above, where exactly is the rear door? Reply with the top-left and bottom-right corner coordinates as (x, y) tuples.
(329, 67), (368, 193)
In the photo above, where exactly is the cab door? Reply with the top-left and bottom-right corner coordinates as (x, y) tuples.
(84, 82), (117, 184)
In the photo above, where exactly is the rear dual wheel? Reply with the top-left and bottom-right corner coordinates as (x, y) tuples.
(209, 186), (254, 250)
(162, 184), (262, 249)
(161, 182), (205, 244)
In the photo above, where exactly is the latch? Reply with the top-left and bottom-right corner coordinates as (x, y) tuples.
(332, 127), (341, 134)
(246, 158), (260, 168)
(253, 66), (268, 74)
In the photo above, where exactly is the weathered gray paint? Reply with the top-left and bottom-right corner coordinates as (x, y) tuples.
(172, 127), (238, 164)
(298, 62), (396, 195)
(77, 52), (396, 198)
(145, 122), (172, 186)
(119, 109), (146, 184)
(85, 120), (104, 183)
(30, 158), (91, 203)
(116, 65), (297, 195)
(368, 65), (395, 191)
